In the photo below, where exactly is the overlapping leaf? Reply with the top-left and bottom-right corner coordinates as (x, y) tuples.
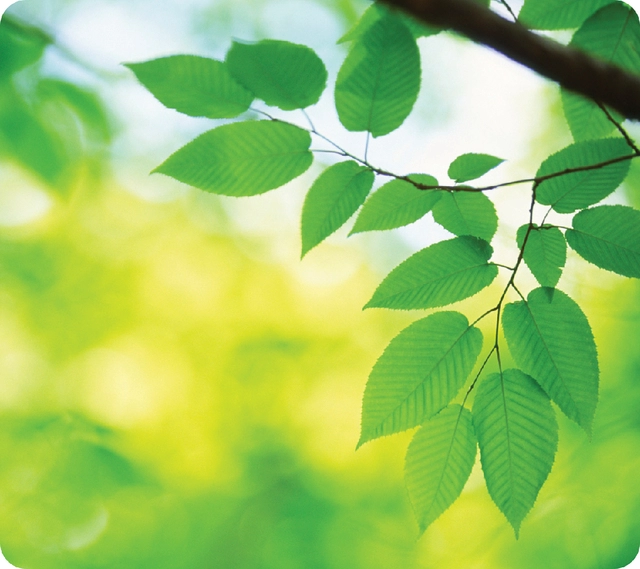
(502, 288), (599, 432)
(350, 174), (441, 234)
(561, 4), (640, 140)
(432, 191), (498, 241)
(359, 312), (482, 447)
(154, 121), (312, 196)
(405, 405), (477, 533)
(473, 369), (558, 536)
(566, 205), (640, 278)
(517, 224), (567, 287)
(226, 39), (327, 110)
(335, 13), (421, 137)
(519, 0), (614, 30)
(301, 161), (374, 256)
(365, 236), (498, 310)
(125, 55), (253, 118)
(535, 138), (631, 213)
(447, 153), (504, 183)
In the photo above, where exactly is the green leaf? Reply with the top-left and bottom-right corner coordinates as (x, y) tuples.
(226, 39), (327, 110)
(358, 312), (482, 447)
(338, 4), (439, 44)
(447, 153), (504, 183)
(566, 205), (640, 278)
(350, 174), (441, 234)
(153, 121), (312, 196)
(405, 405), (477, 533)
(365, 236), (498, 310)
(301, 161), (374, 256)
(502, 288), (599, 432)
(562, 4), (640, 140)
(535, 138), (631, 213)
(0, 14), (50, 79)
(516, 224), (567, 287)
(125, 55), (254, 119)
(432, 191), (498, 241)
(518, 0), (614, 30)
(473, 369), (558, 537)
(335, 13), (421, 137)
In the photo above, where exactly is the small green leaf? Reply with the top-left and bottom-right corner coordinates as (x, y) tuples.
(473, 369), (558, 537)
(566, 205), (640, 278)
(335, 13), (421, 137)
(516, 224), (567, 287)
(125, 55), (254, 119)
(154, 121), (312, 196)
(535, 138), (631, 213)
(447, 153), (504, 183)
(226, 39), (327, 110)
(301, 161), (374, 256)
(359, 312), (482, 447)
(502, 288), (599, 432)
(338, 4), (439, 44)
(405, 405), (477, 533)
(350, 174), (441, 234)
(519, 0), (614, 30)
(365, 236), (498, 310)
(432, 191), (498, 241)
(562, 4), (640, 140)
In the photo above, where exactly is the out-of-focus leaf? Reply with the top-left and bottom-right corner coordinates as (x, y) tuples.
(519, 0), (614, 30)
(566, 205), (640, 278)
(447, 153), (504, 183)
(350, 174), (441, 234)
(301, 161), (374, 256)
(502, 287), (599, 432)
(432, 191), (498, 241)
(226, 39), (327, 110)
(561, 4), (640, 140)
(154, 121), (313, 196)
(335, 13), (421, 137)
(535, 138), (631, 213)
(365, 236), (498, 310)
(473, 369), (558, 537)
(405, 405), (477, 533)
(358, 311), (482, 446)
(0, 13), (50, 79)
(516, 224), (567, 287)
(126, 55), (254, 118)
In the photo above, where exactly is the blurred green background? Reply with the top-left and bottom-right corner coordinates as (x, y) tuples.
(0, 0), (638, 567)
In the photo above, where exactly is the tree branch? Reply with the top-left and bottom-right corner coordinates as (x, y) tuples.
(380, 0), (640, 121)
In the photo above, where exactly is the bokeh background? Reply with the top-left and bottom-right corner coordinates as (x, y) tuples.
(0, 0), (639, 567)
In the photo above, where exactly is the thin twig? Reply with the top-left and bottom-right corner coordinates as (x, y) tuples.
(597, 102), (640, 155)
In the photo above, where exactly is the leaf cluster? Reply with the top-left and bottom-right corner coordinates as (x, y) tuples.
(127, 0), (640, 538)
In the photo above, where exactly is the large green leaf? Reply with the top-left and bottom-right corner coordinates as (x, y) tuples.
(335, 13), (421, 137)
(432, 191), (498, 241)
(0, 14), (50, 79)
(358, 312), (482, 447)
(502, 288), (599, 432)
(350, 174), (441, 234)
(535, 138), (631, 213)
(518, 0), (614, 30)
(473, 369), (558, 537)
(125, 55), (253, 119)
(301, 161), (374, 256)
(561, 4), (640, 140)
(566, 205), (640, 278)
(447, 153), (504, 183)
(516, 224), (567, 287)
(365, 236), (498, 310)
(338, 3), (439, 43)
(153, 121), (312, 196)
(405, 405), (477, 533)
(226, 39), (327, 110)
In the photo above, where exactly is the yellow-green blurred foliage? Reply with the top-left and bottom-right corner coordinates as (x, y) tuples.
(0, 3), (638, 569)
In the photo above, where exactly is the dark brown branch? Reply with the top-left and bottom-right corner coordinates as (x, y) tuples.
(380, 0), (640, 121)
